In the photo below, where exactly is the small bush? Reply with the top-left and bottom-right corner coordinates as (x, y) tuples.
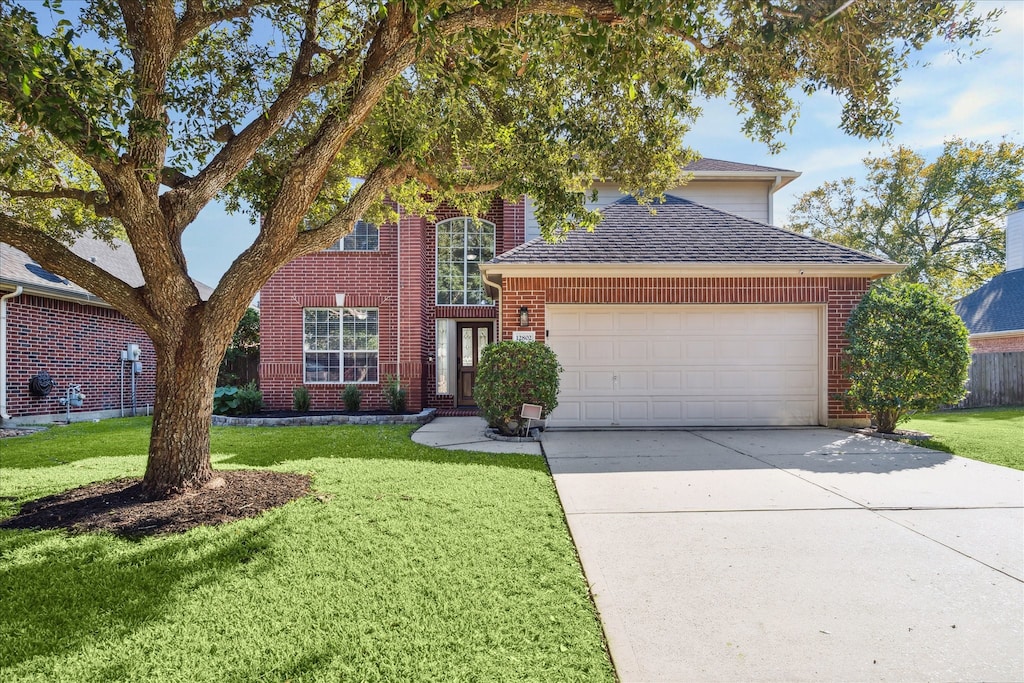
(292, 386), (311, 412)
(342, 384), (362, 412)
(475, 341), (561, 436)
(844, 282), (970, 433)
(236, 381), (264, 415)
(382, 376), (407, 413)
(213, 381), (263, 416)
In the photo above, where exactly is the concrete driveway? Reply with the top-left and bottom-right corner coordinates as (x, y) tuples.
(543, 428), (1024, 682)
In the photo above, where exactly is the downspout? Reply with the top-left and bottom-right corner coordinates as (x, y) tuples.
(768, 175), (783, 225)
(480, 270), (503, 341)
(1, 286), (25, 421)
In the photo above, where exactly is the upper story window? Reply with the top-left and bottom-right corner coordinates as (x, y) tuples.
(436, 217), (495, 305)
(325, 220), (379, 252)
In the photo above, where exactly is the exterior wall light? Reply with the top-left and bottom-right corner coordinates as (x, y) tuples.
(518, 306), (530, 327)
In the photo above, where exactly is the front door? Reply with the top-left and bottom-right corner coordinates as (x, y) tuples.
(457, 322), (492, 406)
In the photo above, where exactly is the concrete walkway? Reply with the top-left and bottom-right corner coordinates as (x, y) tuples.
(411, 416), (542, 455)
(544, 428), (1024, 682)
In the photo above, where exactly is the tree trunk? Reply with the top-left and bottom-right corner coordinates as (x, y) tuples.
(875, 408), (901, 434)
(142, 322), (224, 496)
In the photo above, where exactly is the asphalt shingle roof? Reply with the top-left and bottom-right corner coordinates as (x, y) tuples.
(954, 269), (1024, 334)
(1, 236), (213, 301)
(683, 158), (797, 174)
(492, 196), (893, 266)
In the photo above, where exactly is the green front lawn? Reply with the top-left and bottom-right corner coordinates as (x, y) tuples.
(0, 418), (614, 682)
(904, 407), (1024, 471)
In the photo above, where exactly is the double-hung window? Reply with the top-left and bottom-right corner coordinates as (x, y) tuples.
(303, 308), (379, 383)
(436, 217), (494, 305)
(325, 220), (379, 252)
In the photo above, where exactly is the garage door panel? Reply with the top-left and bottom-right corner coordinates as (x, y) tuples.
(686, 340), (716, 362)
(584, 371), (615, 391)
(618, 371), (649, 391)
(583, 312), (615, 331)
(618, 401), (649, 421)
(618, 312), (648, 329)
(583, 402), (615, 421)
(716, 339), (749, 361)
(619, 340), (648, 361)
(786, 370), (817, 391)
(652, 401), (684, 420)
(651, 312), (683, 331)
(653, 372), (682, 390)
(559, 370), (581, 391)
(546, 304), (821, 428)
(686, 371), (715, 391)
(652, 340), (682, 360)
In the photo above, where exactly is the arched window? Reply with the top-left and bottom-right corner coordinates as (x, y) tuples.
(436, 217), (495, 305)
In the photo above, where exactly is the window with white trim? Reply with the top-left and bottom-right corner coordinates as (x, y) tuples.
(325, 220), (379, 251)
(436, 217), (494, 305)
(303, 308), (379, 383)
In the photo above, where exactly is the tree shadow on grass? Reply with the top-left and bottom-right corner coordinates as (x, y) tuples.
(0, 519), (279, 670)
(215, 424), (548, 473)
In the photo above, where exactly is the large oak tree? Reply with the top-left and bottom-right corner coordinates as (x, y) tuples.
(788, 139), (1024, 299)
(0, 0), (998, 494)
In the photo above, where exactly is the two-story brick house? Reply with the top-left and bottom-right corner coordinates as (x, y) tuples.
(259, 159), (901, 427)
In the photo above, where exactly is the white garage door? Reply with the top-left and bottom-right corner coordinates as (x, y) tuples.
(546, 304), (822, 428)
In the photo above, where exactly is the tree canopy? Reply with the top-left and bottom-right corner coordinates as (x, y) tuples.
(0, 0), (1001, 493)
(788, 139), (1024, 299)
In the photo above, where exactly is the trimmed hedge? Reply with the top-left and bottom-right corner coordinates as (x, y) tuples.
(475, 341), (561, 436)
(844, 282), (970, 432)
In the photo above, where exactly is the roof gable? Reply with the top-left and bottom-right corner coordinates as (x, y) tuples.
(954, 269), (1024, 334)
(492, 196), (894, 267)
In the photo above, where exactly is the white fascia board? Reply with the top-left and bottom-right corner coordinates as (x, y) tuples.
(0, 279), (111, 308)
(480, 261), (904, 280)
(689, 170), (802, 192)
(969, 329), (1024, 339)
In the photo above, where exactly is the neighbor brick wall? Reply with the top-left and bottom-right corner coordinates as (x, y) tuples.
(3, 294), (156, 418)
(499, 275), (874, 425)
(969, 334), (1024, 353)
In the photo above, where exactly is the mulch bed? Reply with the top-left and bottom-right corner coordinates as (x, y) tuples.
(242, 410), (417, 418)
(0, 470), (311, 538)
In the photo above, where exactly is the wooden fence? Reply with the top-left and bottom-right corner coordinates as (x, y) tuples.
(957, 352), (1024, 408)
(218, 354), (260, 387)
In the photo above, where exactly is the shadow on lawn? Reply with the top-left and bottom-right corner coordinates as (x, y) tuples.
(215, 425), (548, 473)
(0, 519), (279, 670)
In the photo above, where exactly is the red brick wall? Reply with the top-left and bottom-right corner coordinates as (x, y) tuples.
(498, 275), (874, 425)
(259, 197), (520, 412)
(969, 334), (1024, 353)
(4, 294), (156, 418)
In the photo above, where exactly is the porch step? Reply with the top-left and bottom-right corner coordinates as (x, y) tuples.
(435, 408), (482, 417)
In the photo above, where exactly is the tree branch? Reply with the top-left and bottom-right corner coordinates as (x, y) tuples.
(175, 0), (264, 53)
(0, 212), (156, 331)
(0, 186), (112, 216)
(165, 0), (621, 233)
(411, 169), (504, 195)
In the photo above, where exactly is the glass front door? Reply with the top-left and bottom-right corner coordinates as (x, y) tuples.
(456, 322), (492, 406)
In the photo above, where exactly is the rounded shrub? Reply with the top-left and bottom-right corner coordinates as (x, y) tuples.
(342, 384), (362, 412)
(844, 281), (970, 433)
(475, 341), (561, 436)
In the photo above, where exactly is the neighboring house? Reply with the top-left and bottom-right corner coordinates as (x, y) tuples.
(0, 237), (211, 424)
(260, 158), (901, 427)
(954, 204), (1024, 353)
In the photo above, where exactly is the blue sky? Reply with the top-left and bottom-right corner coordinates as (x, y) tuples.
(167, 3), (1024, 286)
